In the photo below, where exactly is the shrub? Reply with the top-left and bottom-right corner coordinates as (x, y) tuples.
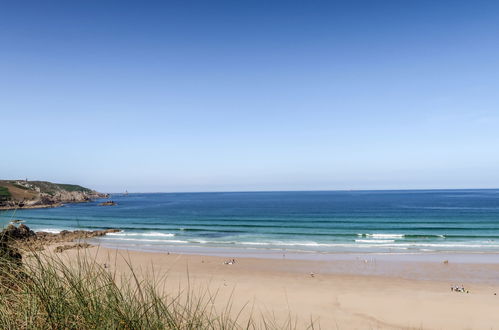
(0, 186), (11, 202)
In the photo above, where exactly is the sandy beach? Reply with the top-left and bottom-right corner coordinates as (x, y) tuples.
(54, 246), (499, 329)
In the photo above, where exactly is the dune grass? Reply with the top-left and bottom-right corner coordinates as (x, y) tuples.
(0, 250), (316, 329)
(0, 251), (238, 329)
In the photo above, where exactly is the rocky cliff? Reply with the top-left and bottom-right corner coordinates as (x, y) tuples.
(0, 180), (108, 210)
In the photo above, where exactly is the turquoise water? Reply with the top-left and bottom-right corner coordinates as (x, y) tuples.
(2, 190), (499, 254)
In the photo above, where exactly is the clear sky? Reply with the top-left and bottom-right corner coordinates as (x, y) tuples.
(1, 1), (499, 192)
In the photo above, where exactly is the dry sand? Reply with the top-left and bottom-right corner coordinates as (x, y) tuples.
(57, 246), (499, 329)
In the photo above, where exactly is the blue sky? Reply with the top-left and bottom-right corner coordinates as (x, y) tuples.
(1, 1), (499, 192)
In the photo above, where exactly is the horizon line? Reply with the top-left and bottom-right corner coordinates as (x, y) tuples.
(106, 187), (499, 194)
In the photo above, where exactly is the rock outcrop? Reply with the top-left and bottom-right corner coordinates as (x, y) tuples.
(0, 224), (120, 274)
(99, 201), (117, 206)
(54, 243), (92, 253)
(1, 224), (120, 252)
(35, 228), (121, 244)
(1, 224), (36, 241)
(0, 241), (22, 265)
(0, 224), (30, 265)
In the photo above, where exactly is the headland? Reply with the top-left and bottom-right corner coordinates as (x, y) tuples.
(0, 179), (108, 210)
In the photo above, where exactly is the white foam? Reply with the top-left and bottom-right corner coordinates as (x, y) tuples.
(97, 234), (499, 251)
(352, 242), (499, 248)
(107, 231), (175, 238)
(358, 233), (405, 239)
(37, 228), (62, 234)
(237, 241), (499, 249)
(101, 237), (188, 244)
(390, 243), (499, 248)
(355, 239), (395, 243)
(260, 241), (341, 247)
(161, 239), (188, 244)
(142, 232), (175, 237)
(240, 241), (272, 246)
(368, 233), (404, 239)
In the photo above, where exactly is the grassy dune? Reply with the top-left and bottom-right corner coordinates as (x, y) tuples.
(0, 251), (311, 329)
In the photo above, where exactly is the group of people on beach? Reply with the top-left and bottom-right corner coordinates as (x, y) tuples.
(451, 284), (469, 293)
(223, 258), (237, 265)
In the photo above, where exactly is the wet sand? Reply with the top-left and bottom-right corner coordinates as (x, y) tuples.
(55, 245), (499, 329)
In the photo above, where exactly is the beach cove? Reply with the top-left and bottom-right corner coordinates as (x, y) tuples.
(3, 223), (499, 329)
(54, 245), (499, 329)
(3, 190), (499, 328)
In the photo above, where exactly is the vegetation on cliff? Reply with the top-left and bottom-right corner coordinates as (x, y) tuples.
(27, 181), (93, 195)
(0, 180), (106, 209)
(0, 186), (11, 202)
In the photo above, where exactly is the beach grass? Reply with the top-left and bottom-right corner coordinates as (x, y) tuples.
(0, 250), (312, 329)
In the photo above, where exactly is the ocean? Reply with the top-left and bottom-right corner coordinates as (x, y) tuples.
(2, 190), (499, 255)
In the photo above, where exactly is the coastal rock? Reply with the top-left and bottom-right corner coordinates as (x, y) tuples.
(0, 241), (22, 265)
(0, 225), (25, 265)
(0, 224), (36, 241)
(99, 201), (117, 206)
(35, 228), (121, 244)
(54, 243), (92, 253)
(1, 224), (120, 251)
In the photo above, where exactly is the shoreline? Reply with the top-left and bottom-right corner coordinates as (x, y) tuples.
(4, 223), (494, 285)
(92, 237), (499, 262)
(5, 222), (497, 328)
(54, 245), (499, 329)
(88, 240), (499, 285)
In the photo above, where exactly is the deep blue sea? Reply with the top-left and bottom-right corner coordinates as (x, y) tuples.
(2, 190), (499, 254)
